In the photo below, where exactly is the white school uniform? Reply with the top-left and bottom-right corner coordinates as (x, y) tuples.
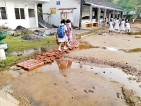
(125, 23), (130, 30)
(109, 21), (114, 31)
(114, 20), (120, 30)
(58, 24), (68, 43)
(120, 21), (125, 31)
(66, 23), (72, 39)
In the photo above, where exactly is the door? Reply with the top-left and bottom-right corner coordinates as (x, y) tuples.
(28, 4), (36, 28)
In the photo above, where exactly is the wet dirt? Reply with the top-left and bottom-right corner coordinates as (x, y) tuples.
(79, 42), (141, 53)
(1, 23), (141, 106)
(120, 48), (141, 53)
(0, 59), (129, 106)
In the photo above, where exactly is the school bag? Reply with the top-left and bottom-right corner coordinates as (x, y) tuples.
(66, 23), (71, 36)
(57, 25), (65, 38)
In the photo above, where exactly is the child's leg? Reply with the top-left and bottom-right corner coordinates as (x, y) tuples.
(64, 42), (67, 50)
(58, 42), (62, 51)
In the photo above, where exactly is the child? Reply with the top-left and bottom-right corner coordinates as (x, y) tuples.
(66, 19), (73, 46)
(57, 19), (68, 51)
(125, 21), (131, 34)
(114, 18), (120, 31)
(132, 18), (135, 24)
(109, 19), (114, 34)
(120, 19), (125, 34)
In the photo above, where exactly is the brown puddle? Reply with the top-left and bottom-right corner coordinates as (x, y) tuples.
(120, 48), (141, 53)
(134, 36), (141, 38)
(2, 59), (141, 106)
(40, 59), (141, 96)
(79, 43), (100, 50)
(79, 42), (141, 53)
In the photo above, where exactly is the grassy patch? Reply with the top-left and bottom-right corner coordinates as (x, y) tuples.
(4, 35), (57, 53)
(129, 32), (141, 35)
(0, 56), (18, 70)
(122, 87), (135, 106)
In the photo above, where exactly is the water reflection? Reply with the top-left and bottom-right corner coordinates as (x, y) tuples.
(56, 59), (72, 77)
(40, 59), (141, 96)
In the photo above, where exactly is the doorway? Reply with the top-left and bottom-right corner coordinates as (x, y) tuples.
(28, 4), (36, 27)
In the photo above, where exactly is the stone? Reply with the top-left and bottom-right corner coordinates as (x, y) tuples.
(21, 34), (40, 40)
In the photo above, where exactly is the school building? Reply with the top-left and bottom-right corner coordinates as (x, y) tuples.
(42, 0), (123, 29)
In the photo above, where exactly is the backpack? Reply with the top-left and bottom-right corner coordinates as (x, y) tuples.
(66, 23), (71, 36)
(57, 25), (65, 38)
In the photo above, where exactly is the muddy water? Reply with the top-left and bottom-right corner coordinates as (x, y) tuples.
(1, 59), (141, 106)
(79, 43), (141, 53)
(41, 59), (141, 96)
(120, 48), (141, 53)
(10, 48), (42, 56)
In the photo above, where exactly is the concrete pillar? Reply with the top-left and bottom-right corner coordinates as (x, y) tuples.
(121, 11), (123, 19)
(35, 3), (38, 27)
(109, 14), (111, 21)
(90, 6), (92, 22)
(104, 8), (106, 18)
(113, 10), (115, 18)
(97, 8), (101, 24)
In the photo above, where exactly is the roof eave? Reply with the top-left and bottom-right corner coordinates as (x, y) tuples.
(84, 2), (124, 11)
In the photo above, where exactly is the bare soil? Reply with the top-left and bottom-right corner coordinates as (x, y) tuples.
(0, 23), (141, 106)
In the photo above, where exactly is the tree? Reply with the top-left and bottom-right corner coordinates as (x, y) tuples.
(105, 0), (114, 2)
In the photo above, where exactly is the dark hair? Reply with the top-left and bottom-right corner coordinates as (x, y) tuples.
(66, 19), (71, 23)
(125, 21), (128, 23)
(61, 19), (66, 24)
(110, 19), (112, 21)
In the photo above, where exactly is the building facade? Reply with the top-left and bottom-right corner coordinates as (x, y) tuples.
(0, 0), (50, 29)
(42, 0), (80, 27)
(42, 0), (123, 28)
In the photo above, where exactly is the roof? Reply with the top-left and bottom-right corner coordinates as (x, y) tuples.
(84, 0), (123, 11)
(58, 8), (77, 10)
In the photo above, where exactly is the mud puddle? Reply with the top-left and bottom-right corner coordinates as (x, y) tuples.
(41, 59), (141, 96)
(79, 42), (141, 53)
(2, 58), (141, 106)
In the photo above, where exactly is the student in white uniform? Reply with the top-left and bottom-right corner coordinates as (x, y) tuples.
(57, 19), (68, 51)
(125, 21), (131, 34)
(66, 19), (73, 46)
(120, 19), (125, 34)
(109, 19), (114, 34)
(114, 18), (120, 31)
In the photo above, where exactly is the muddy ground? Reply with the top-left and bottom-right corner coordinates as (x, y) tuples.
(0, 23), (141, 106)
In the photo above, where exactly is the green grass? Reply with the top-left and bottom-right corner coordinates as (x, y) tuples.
(0, 35), (58, 71)
(4, 35), (57, 53)
(0, 55), (18, 70)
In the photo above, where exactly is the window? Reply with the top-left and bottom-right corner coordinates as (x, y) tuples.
(28, 9), (35, 17)
(15, 8), (25, 19)
(56, 1), (60, 5)
(0, 7), (7, 19)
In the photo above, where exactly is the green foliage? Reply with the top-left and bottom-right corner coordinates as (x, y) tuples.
(106, 0), (141, 14)
(0, 56), (17, 69)
(38, 7), (42, 18)
(105, 0), (114, 2)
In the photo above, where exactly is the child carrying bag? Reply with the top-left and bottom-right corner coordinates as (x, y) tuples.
(57, 25), (65, 38)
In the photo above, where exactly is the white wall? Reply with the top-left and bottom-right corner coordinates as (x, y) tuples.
(82, 5), (90, 18)
(42, 0), (80, 27)
(0, 1), (38, 29)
